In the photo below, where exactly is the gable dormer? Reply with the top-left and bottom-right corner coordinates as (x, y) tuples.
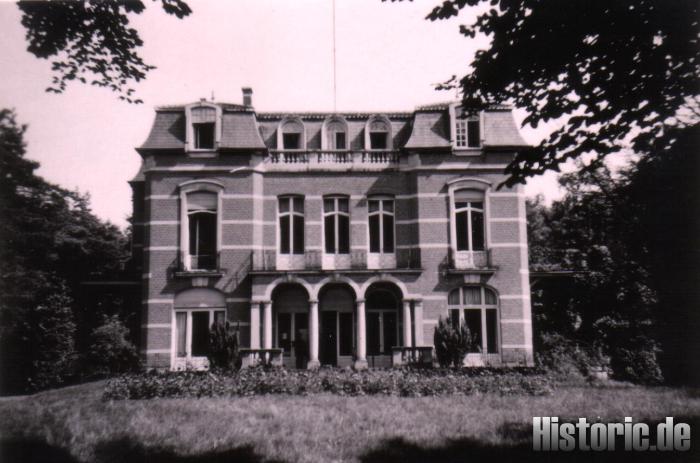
(185, 102), (222, 153)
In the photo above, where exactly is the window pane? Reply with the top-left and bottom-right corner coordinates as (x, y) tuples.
(467, 119), (480, 148)
(293, 197), (304, 213)
(449, 309), (460, 329)
(455, 201), (468, 210)
(324, 198), (334, 213)
(448, 289), (460, 305)
(368, 200), (379, 213)
(383, 312), (397, 354)
(486, 309), (498, 353)
(279, 215), (290, 254)
(484, 288), (497, 305)
(383, 200), (394, 213)
(463, 287), (482, 305)
(455, 211), (469, 251)
(279, 198), (290, 213)
(194, 123), (215, 149)
(338, 197), (349, 213)
(176, 312), (187, 357)
(471, 210), (485, 251)
(369, 215), (380, 253)
(338, 215), (350, 254)
(283, 132), (300, 149)
(338, 312), (353, 356)
(471, 201), (483, 210)
(191, 312), (210, 357)
(367, 312), (381, 355)
(464, 309), (482, 353)
(335, 132), (346, 150)
(370, 132), (387, 149)
(293, 215), (305, 254)
(191, 213), (217, 269)
(278, 313), (292, 354)
(214, 311), (226, 325)
(324, 215), (335, 253)
(383, 214), (394, 252)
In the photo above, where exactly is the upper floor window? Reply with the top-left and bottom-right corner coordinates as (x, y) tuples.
(323, 196), (350, 254)
(186, 191), (218, 270)
(368, 197), (395, 254)
(278, 118), (305, 150)
(365, 116), (392, 150)
(279, 196), (304, 255)
(324, 118), (348, 150)
(448, 286), (498, 354)
(454, 189), (485, 251)
(186, 104), (221, 152)
(450, 104), (481, 149)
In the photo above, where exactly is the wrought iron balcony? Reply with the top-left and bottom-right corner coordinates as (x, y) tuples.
(174, 252), (223, 277)
(264, 150), (400, 171)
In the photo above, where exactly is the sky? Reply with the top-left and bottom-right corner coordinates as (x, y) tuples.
(0, 0), (563, 229)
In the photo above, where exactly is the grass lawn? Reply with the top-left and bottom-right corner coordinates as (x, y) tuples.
(0, 381), (699, 462)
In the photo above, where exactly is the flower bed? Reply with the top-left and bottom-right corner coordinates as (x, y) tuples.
(103, 367), (553, 400)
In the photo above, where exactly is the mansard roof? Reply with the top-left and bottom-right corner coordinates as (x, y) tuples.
(137, 100), (529, 151)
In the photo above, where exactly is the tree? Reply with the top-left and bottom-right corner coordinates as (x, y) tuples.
(0, 109), (130, 392)
(17, 0), (192, 103)
(423, 0), (699, 186)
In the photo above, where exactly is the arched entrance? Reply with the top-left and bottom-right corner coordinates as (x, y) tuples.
(172, 288), (226, 370)
(318, 284), (356, 367)
(365, 283), (403, 368)
(272, 284), (310, 368)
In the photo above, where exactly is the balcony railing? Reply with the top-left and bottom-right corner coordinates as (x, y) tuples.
(264, 150), (400, 171)
(176, 252), (222, 275)
(448, 248), (494, 271)
(251, 248), (421, 272)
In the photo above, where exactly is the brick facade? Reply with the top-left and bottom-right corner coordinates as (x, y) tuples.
(132, 95), (533, 369)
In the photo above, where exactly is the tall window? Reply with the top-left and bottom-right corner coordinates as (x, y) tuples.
(454, 190), (485, 251)
(367, 117), (390, 150)
(448, 286), (498, 354)
(279, 196), (304, 255)
(368, 197), (394, 254)
(175, 309), (225, 358)
(323, 196), (350, 254)
(455, 117), (480, 148)
(186, 191), (218, 269)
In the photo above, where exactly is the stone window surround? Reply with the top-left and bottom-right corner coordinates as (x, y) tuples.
(178, 180), (224, 271)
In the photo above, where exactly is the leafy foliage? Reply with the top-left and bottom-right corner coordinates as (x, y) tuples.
(433, 317), (477, 368)
(104, 367), (553, 400)
(207, 321), (241, 372)
(423, 0), (699, 185)
(85, 315), (140, 378)
(0, 109), (131, 393)
(17, 0), (191, 103)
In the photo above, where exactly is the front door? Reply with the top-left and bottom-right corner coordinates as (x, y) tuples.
(320, 311), (337, 366)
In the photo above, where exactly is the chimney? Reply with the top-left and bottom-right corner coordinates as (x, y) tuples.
(242, 87), (253, 107)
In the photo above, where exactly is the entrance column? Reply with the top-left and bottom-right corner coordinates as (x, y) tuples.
(355, 299), (368, 370)
(263, 300), (272, 349)
(250, 301), (261, 349)
(308, 299), (320, 369)
(402, 300), (413, 348)
(413, 299), (424, 346)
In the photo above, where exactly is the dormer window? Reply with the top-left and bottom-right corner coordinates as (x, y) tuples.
(185, 103), (221, 152)
(277, 118), (305, 150)
(365, 116), (392, 150)
(323, 118), (348, 150)
(450, 104), (481, 150)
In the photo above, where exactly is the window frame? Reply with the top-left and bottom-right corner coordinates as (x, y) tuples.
(277, 195), (305, 255)
(453, 198), (484, 251)
(322, 116), (349, 150)
(447, 286), (499, 354)
(185, 103), (222, 153)
(447, 178), (491, 262)
(323, 195), (350, 255)
(367, 196), (395, 255)
(173, 308), (226, 361)
(450, 103), (482, 152)
(364, 115), (392, 151)
(277, 117), (306, 151)
(179, 180), (224, 272)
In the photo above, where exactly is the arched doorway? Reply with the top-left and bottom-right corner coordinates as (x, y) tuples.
(318, 284), (356, 367)
(272, 284), (310, 368)
(172, 288), (226, 370)
(365, 283), (403, 368)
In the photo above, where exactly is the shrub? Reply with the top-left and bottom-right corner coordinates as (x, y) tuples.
(433, 317), (476, 368)
(85, 315), (140, 377)
(207, 321), (241, 371)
